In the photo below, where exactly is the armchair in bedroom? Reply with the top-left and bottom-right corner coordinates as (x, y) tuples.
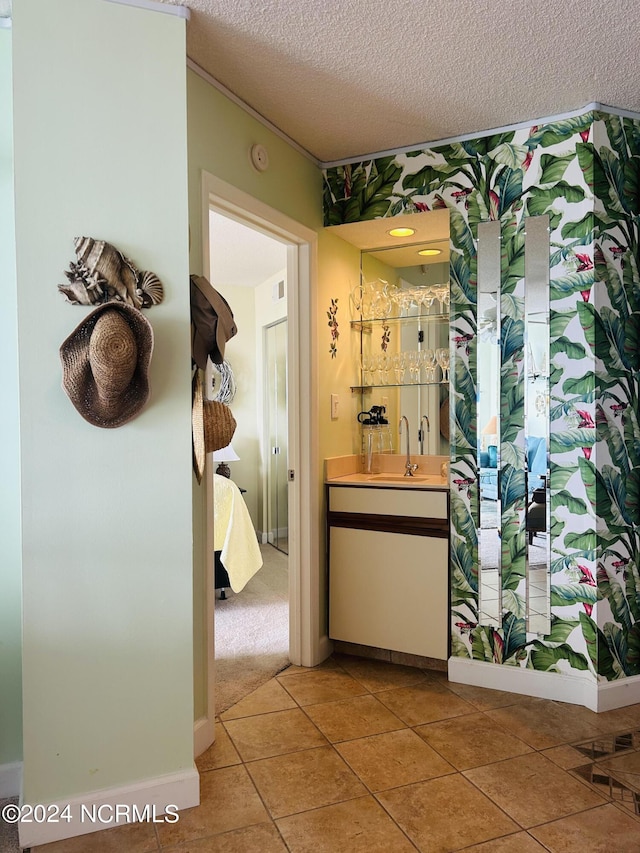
(479, 444), (498, 501)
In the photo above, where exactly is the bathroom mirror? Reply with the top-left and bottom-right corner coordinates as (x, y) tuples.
(476, 215), (551, 633)
(357, 241), (450, 458)
(524, 215), (551, 634)
(477, 220), (502, 627)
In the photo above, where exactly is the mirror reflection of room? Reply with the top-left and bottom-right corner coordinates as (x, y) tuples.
(476, 215), (551, 634)
(477, 219), (501, 627)
(357, 238), (450, 461)
(524, 214), (551, 634)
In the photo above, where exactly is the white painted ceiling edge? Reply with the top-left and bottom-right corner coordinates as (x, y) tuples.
(104, 0), (189, 18)
(156, 0), (640, 164)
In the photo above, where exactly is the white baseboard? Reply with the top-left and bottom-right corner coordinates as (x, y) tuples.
(193, 715), (215, 758)
(448, 657), (598, 711)
(0, 761), (22, 798)
(596, 673), (640, 711)
(18, 766), (200, 849)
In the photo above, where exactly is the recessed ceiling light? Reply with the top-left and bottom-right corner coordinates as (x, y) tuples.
(387, 227), (415, 237)
(418, 248), (442, 257)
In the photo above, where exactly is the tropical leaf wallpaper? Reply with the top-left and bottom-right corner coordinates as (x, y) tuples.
(323, 108), (640, 684)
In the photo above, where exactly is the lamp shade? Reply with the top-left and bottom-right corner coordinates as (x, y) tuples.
(482, 415), (498, 435)
(212, 442), (240, 462)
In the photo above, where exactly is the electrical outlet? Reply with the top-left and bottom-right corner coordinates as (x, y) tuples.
(331, 394), (339, 419)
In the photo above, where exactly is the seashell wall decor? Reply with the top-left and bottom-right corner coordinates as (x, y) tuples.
(58, 237), (164, 309)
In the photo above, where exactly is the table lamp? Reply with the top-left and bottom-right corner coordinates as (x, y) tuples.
(213, 443), (239, 478)
(481, 415), (498, 450)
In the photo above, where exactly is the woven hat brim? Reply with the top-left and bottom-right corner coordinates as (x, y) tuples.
(60, 302), (153, 428)
(192, 369), (205, 484)
(203, 400), (237, 454)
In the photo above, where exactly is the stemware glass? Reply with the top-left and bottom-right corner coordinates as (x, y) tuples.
(380, 353), (392, 384)
(412, 286), (435, 315)
(406, 350), (420, 383)
(383, 281), (400, 318)
(436, 347), (450, 382)
(397, 290), (413, 317)
(434, 284), (450, 314)
(421, 348), (436, 382)
(361, 353), (373, 386)
(392, 352), (406, 384)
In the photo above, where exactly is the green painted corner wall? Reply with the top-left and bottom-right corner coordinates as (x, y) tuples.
(13, 0), (193, 804)
(186, 66), (325, 706)
(0, 26), (23, 769)
(186, 68), (323, 278)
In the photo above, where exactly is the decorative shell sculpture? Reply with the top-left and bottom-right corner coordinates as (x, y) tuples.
(58, 237), (164, 309)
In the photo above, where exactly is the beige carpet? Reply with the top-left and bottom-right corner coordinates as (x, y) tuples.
(214, 543), (289, 714)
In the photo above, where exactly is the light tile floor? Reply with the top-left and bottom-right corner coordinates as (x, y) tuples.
(27, 654), (640, 852)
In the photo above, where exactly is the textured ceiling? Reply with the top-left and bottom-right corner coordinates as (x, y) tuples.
(159, 0), (640, 163)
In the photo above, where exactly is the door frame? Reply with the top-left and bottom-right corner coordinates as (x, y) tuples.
(194, 172), (323, 755)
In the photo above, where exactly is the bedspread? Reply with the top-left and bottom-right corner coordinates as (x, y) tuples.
(213, 473), (263, 592)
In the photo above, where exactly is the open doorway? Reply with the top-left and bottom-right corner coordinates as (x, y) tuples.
(194, 172), (323, 758)
(208, 209), (291, 713)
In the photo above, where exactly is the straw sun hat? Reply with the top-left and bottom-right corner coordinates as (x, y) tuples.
(192, 369), (237, 483)
(60, 302), (153, 428)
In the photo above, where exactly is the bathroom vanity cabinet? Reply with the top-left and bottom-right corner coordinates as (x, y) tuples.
(326, 482), (449, 660)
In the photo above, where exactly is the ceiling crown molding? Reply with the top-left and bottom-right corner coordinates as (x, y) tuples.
(103, 0), (190, 18)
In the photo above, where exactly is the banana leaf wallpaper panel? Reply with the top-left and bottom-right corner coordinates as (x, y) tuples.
(323, 109), (640, 683)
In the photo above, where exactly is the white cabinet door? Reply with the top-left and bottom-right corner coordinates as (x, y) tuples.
(329, 526), (448, 660)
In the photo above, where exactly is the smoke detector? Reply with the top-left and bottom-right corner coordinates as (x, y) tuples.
(250, 144), (269, 172)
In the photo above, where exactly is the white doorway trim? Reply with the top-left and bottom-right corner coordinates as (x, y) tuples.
(194, 172), (324, 755)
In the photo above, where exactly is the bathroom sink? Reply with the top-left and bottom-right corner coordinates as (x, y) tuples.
(368, 474), (432, 482)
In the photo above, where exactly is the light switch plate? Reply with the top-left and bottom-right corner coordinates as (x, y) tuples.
(331, 394), (339, 419)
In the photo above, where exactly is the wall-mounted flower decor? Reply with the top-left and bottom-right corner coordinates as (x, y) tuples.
(327, 297), (339, 358)
(381, 323), (391, 352)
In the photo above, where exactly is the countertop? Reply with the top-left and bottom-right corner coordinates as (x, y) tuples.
(326, 472), (449, 490)
(324, 454), (450, 490)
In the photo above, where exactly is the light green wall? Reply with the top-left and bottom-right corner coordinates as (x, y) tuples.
(0, 26), (23, 769)
(13, 0), (193, 803)
(187, 69), (323, 277)
(186, 67), (323, 704)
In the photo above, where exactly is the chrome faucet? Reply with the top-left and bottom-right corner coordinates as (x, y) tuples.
(399, 415), (418, 476)
(419, 414), (430, 455)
